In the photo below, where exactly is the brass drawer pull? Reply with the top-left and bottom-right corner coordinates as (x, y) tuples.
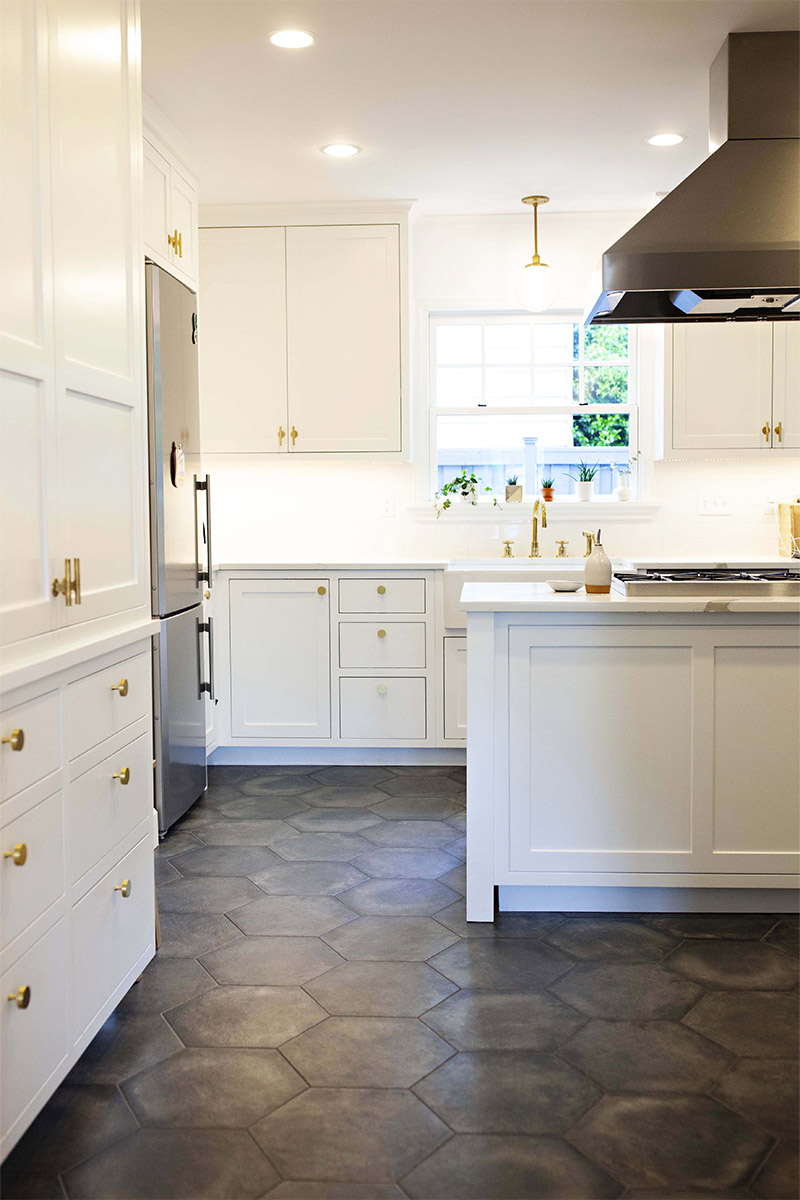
(51, 557), (81, 605)
(1, 728), (24, 751)
(377, 685), (388, 695)
(290, 426), (298, 446)
(317, 586), (327, 596)
(4, 843), (27, 867)
(111, 679), (129, 697)
(377, 629), (387, 638)
(377, 585), (386, 595)
(112, 767), (130, 785)
(775, 421), (783, 443)
(761, 421), (770, 443)
(114, 879), (132, 897)
(168, 229), (182, 257)
(278, 426), (285, 447)
(7, 986), (30, 1009)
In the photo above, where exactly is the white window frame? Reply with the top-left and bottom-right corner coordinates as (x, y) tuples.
(427, 311), (640, 500)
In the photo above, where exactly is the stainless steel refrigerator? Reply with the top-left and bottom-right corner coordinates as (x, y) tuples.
(146, 262), (213, 834)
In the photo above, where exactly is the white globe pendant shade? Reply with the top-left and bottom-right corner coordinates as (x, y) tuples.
(519, 261), (557, 312)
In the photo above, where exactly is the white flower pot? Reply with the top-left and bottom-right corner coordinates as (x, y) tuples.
(576, 481), (593, 503)
(613, 473), (632, 502)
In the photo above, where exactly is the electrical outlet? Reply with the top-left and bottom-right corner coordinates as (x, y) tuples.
(697, 492), (731, 517)
(381, 495), (395, 518)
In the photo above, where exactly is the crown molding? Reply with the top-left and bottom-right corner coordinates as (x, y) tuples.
(200, 199), (418, 228)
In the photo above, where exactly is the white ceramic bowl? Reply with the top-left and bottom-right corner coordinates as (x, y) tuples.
(546, 579), (583, 593)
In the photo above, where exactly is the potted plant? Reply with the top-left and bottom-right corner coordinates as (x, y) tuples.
(505, 475), (523, 503)
(540, 476), (555, 502)
(435, 469), (499, 518)
(568, 461), (598, 502)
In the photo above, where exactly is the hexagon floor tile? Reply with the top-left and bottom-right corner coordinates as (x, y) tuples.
(165, 985), (326, 1046)
(665, 940), (800, 990)
(544, 916), (679, 962)
(323, 916), (459, 961)
(549, 961), (704, 1020)
(559, 1020), (733, 1093)
(201, 935), (344, 985)
(249, 860), (368, 895)
(340, 877), (459, 916)
(122, 1047), (305, 1127)
(420, 990), (585, 1051)
(251, 1088), (450, 1182)
(428, 938), (572, 991)
(229, 894), (357, 936)
(282, 1016), (455, 1087)
(304, 960), (458, 1016)
(681, 990), (800, 1057)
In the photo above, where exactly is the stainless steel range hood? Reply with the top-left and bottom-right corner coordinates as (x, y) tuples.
(587, 31), (800, 324)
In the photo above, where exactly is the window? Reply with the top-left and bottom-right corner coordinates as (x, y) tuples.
(429, 314), (637, 499)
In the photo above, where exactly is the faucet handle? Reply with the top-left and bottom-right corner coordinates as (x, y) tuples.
(556, 540), (569, 557)
(501, 540), (515, 558)
(582, 530), (595, 557)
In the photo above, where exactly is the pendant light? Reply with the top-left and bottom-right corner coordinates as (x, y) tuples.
(519, 195), (557, 312)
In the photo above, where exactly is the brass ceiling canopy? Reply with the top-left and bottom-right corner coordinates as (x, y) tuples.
(521, 195), (549, 267)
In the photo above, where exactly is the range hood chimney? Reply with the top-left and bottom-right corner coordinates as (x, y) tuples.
(587, 30), (800, 324)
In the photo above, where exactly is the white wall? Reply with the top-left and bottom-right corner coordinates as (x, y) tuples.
(206, 211), (800, 564)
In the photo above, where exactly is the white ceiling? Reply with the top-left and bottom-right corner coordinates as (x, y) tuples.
(141, 0), (799, 214)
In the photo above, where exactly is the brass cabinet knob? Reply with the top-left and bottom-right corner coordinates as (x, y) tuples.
(111, 678), (129, 697)
(204, 590), (211, 600)
(112, 767), (130, 785)
(7, 986), (30, 1009)
(377, 629), (387, 638)
(1, 728), (24, 752)
(278, 426), (285, 447)
(114, 879), (132, 897)
(761, 421), (771, 443)
(290, 426), (298, 446)
(377, 684), (388, 695)
(317, 586), (326, 595)
(775, 421), (783, 443)
(4, 843), (27, 867)
(376, 585), (386, 595)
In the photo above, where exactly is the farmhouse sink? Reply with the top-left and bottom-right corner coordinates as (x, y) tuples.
(444, 558), (584, 629)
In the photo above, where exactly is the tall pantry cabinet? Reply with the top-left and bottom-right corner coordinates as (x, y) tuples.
(0, 0), (156, 1160)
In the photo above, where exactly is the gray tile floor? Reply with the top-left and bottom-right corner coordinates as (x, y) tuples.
(3, 766), (798, 1200)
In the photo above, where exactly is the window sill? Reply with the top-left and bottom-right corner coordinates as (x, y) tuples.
(409, 500), (660, 523)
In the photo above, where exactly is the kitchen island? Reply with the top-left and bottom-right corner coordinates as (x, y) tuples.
(463, 582), (800, 921)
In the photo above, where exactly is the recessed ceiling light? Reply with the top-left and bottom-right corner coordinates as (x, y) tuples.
(321, 143), (361, 157)
(269, 29), (314, 48)
(647, 133), (685, 147)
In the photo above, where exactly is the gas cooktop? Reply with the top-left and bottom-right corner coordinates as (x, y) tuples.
(612, 567), (800, 597)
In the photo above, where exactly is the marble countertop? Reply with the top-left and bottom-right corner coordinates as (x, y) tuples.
(459, 581), (800, 614)
(215, 561), (450, 571)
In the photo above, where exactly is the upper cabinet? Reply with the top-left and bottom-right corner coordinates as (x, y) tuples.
(142, 131), (198, 289)
(661, 323), (800, 457)
(0, 0), (149, 646)
(198, 214), (407, 456)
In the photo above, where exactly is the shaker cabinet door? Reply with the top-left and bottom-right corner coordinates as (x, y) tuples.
(286, 225), (401, 453)
(671, 323), (773, 451)
(772, 323), (800, 451)
(199, 226), (288, 453)
(230, 579), (331, 739)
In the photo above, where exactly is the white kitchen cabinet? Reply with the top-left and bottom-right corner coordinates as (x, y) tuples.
(340, 677), (426, 740)
(443, 636), (467, 740)
(663, 323), (800, 456)
(143, 132), (198, 288)
(198, 227), (287, 453)
(229, 579), (331, 738)
(0, 0), (149, 644)
(772, 324), (800, 450)
(286, 225), (401, 452)
(197, 219), (405, 456)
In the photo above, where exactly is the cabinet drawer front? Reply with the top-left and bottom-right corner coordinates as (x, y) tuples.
(338, 578), (425, 614)
(72, 835), (154, 1039)
(1, 791), (65, 949)
(339, 622), (426, 669)
(66, 651), (150, 760)
(340, 677), (426, 740)
(1, 919), (68, 1141)
(0, 691), (61, 803)
(69, 734), (153, 885)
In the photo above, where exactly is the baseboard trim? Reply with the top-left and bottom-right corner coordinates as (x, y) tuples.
(209, 746), (466, 767)
(498, 885), (800, 914)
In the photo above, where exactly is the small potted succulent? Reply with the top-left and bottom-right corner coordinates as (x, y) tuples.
(540, 476), (555, 502)
(435, 469), (499, 517)
(568, 461), (599, 502)
(505, 475), (523, 503)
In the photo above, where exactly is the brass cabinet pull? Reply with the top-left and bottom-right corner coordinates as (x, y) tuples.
(111, 678), (129, 697)
(204, 590), (211, 600)
(7, 986), (30, 1009)
(278, 426), (285, 447)
(376, 585), (386, 595)
(377, 629), (387, 638)
(1, 729), (24, 752)
(168, 229), (182, 257)
(377, 684), (388, 695)
(51, 558), (80, 605)
(4, 843), (27, 866)
(775, 421), (783, 443)
(761, 421), (771, 443)
(114, 879), (132, 897)
(290, 426), (298, 446)
(112, 767), (131, 785)
(317, 586), (326, 595)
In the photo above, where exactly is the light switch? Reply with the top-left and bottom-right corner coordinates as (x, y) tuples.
(697, 492), (732, 516)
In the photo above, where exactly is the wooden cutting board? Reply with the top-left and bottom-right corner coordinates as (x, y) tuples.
(778, 502), (800, 557)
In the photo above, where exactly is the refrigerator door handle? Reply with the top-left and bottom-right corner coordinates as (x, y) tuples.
(199, 617), (214, 701)
(195, 474), (212, 589)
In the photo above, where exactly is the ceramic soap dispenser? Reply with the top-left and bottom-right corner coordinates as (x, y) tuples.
(584, 528), (612, 594)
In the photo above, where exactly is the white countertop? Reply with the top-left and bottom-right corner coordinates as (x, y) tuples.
(460, 581), (800, 614)
(215, 561), (450, 571)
